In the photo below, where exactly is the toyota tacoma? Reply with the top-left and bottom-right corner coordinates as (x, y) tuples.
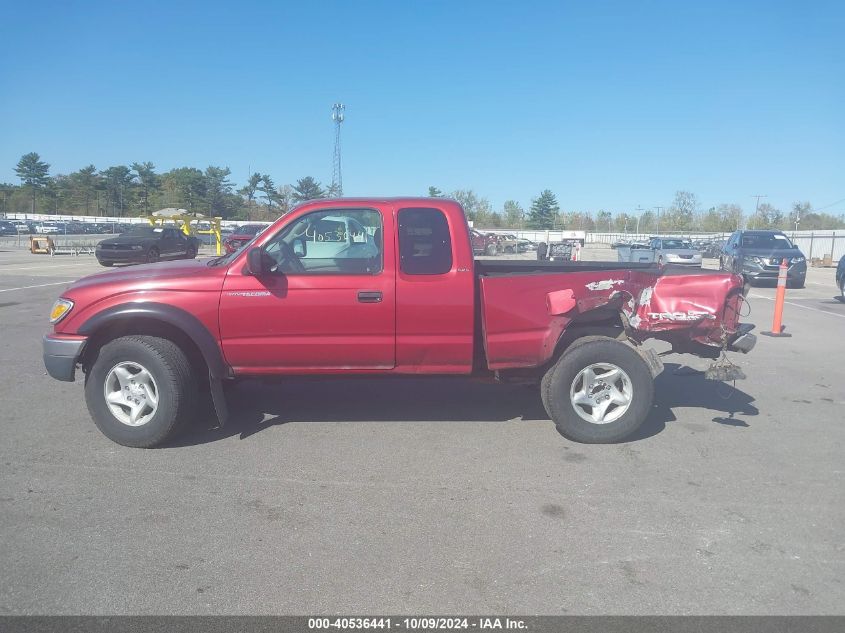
(44, 197), (755, 448)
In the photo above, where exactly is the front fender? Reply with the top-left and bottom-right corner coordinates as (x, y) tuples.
(77, 302), (228, 379)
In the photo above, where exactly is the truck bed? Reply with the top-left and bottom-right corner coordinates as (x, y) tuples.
(476, 263), (744, 370)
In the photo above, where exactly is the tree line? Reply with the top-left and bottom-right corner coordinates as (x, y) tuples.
(427, 186), (845, 233)
(3, 153), (842, 232)
(2, 152), (331, 221)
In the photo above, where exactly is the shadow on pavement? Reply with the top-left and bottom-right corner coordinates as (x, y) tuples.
(170, 362), (758, 447)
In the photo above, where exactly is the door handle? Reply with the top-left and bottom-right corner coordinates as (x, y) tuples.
(357, 291), (383, 303)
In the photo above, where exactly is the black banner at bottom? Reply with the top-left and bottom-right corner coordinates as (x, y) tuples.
(0, 616), (843, 633)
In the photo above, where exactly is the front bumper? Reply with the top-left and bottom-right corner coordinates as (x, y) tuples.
(742, 259), (806, 281)
(664, 259), (702, 267)
(96, 249), (148, 264)
(43, 334), (87, 382)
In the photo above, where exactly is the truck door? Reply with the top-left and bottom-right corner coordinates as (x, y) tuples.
(218, 206), (395, 372)
(394, 205), (475, 373)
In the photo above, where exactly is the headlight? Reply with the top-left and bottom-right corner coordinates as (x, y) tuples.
(49, 298), (74, 324)
(130, 245), (144, 251)
(791, 256), (805, 263)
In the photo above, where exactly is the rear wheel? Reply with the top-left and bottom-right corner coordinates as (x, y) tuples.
(543, 337), (653, 443)
(185, 244), (197, 259)
(84, 336), (197, 448)
(840, 278), (845, 301)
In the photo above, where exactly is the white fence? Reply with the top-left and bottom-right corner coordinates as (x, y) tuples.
(477, 228), (845, 263)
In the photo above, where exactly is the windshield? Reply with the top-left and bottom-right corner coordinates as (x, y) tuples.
(741, 233), (794, 249)
(661, 239), (692, 249)
(121, 227), (159, 237)
(236, 224), (265, 236)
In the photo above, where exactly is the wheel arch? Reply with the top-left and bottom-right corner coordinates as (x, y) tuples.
(78, 303), (227, 380)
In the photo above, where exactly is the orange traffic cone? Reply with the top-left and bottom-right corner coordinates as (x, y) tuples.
(761, 258), (792, 337)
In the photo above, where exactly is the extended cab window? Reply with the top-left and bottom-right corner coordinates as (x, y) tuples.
(398, 208), (452, 275)
(264, 209), (382, 274)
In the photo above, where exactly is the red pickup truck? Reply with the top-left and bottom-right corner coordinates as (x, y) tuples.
(44, 197), (755, 448)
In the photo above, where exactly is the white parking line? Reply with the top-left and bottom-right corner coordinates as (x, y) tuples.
(0, 281), (72, 293)
(749, 293), (845, 319)
(0, 262), (97, 271)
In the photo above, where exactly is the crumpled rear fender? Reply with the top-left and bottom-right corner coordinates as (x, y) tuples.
(622, 271), (745, 348)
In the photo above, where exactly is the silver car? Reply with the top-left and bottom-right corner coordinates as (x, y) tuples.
(649, 237), (702, 267)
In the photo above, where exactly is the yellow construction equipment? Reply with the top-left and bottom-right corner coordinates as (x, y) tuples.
(145, 215), (223, 255)
(30, 235), (54, 254)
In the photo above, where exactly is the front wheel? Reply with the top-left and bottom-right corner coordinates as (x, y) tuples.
(84, 335), (197, 447)
(146, 247), (160, 263)
(542, 337), (654, 443)
(485, 243), (497, 256)
(185, 245), (197, 259)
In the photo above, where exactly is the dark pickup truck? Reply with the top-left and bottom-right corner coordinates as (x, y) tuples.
(44, 197), (755, 448)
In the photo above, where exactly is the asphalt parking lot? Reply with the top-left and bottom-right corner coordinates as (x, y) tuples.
(0, 243), (843, 615)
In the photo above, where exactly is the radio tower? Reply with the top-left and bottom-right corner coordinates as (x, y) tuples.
(331, 103), (345, 196)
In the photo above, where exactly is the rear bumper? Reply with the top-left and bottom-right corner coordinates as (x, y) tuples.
(727, 324), (757, 354)
(43, 334), (87, 382)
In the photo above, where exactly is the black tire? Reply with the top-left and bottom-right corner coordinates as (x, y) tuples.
(99, 261), (114, 267)
(485, 243), (497, 256)
(185, 245), (197, 259)
(543, 337), (653, 443)
(84, 335), (197, 448)
(840, 279), (845, 301)
(787, 278), (805, 289)
(505, 246), (515, 254)
(146, 247), (160, 263)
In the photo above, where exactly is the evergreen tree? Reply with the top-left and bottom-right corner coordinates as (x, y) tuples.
(527, 189), (559, 229)
(291, 176), (325, 202)
(15, 152), (51, 214)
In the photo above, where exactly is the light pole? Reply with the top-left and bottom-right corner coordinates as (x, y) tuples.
(635, 205), (643, 236)
(654, 206), (664, 236)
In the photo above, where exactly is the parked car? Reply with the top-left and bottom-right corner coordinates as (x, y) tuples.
(470, 228), (498, 255)
(497, 234), (536, 253)
(649, 237), (702, 267)
(95, 226), (201, 267)
(704, 239), (725, 259)
(8, 220), (34, 234)
(616, 237), (702, 267)
(43, 197), (755, 448)
(35, 222), (62, 234)
(0, 220), (18, 236)
(720, 230), (806, 288)
(836, 254), (844, 301)
(223, 224), (268, 254)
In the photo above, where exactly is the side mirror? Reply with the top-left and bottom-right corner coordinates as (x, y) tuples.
(292, 238), (306, 258)
(246, 247), (267, 275)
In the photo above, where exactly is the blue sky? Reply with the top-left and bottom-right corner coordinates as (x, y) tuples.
(1, 0), (843, 215)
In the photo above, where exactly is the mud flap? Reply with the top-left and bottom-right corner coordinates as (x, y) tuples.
(635, 346), (664, 378)
(209, 372), (229, 427)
